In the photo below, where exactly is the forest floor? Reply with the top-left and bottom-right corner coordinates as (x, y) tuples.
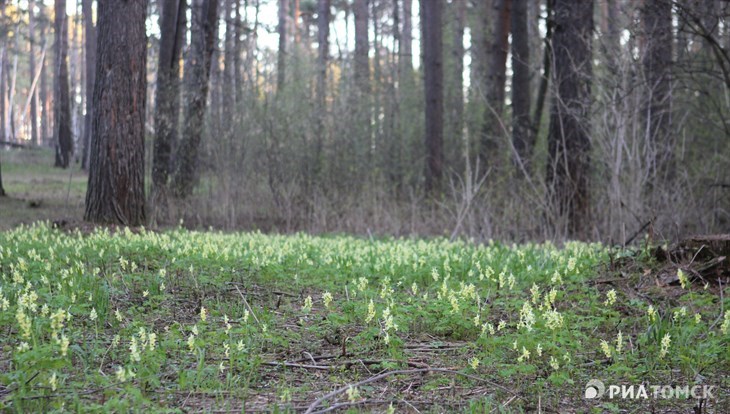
(0, 222), (728, 413)
(0, 148), (87, 230)
(0, 149), (728, 413)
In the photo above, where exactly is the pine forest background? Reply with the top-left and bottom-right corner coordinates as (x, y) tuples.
(0, 0), (728, 243)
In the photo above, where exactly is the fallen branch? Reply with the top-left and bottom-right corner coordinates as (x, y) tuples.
(262, 358), (430, 372)
(233, 285), (261, 326)
(623, 217), (654, 247)
(263, 361), (333, 371)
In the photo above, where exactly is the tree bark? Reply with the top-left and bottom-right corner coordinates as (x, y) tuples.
(315, 0), (330, 179)
(401, 0), (412, 73)
(642, 0), (673, 183)
(223, 0), (236, 110)
(446, 0), (466, 172)
(0, 38), (5, 144)
(422, 0), (443, 194)
(234, 0), (242, 100)
(293, 0), (301, 44)
(28, 0), (39, 146)
(170, 0), (220, 199)
(7, 33), (18, 143)
(481, 0), (511, 171)
(151, 0), (187, 219)
(371, 0), (381, 95)
(81, 0), (96, 169)
(316, 0), (330, 111)
(354, 0), (370, 93)
(0, 41), (4, 193)
(546, 0), (593, 239)
(39, 4), (50, 146)
(277, 0), (287, 92)
(510, 0), (532, 171)
(53, 0), (73, 168)
(84, 0), (147, 226)
(532, 0), (553, 138)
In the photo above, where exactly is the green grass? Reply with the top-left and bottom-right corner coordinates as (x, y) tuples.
(0, 223), (727, 412)
(0, 148), (87, 230)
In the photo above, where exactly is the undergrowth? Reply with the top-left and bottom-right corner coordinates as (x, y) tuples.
(0, 223), (727, 412)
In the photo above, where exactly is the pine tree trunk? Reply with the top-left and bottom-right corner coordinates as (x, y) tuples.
(0, 33), (4, 195)
(151, 0), (187, 219)
(0, 41), (5, 143)
(642, 0), (673, 184)
(532, 0), (552, 138)
(223, 0), (236, 110)
(371, 0), (381, 97)
(170, 0), (220, 199)
(54, 0), (73, 168)
(39, 4), (50, 146)
(316, 0), (330, 111)
(511, 0), (532, 171)
(448, 0), (466, 172)
(293, 0), (301, 44)
(354, 0), (370, 93)
(8, 38), (18, 143)
(315, 0), (330, 180)
(481, 0), (511, 171)
(277, 0), (287, 92)
(81, 0), (95, 169)
(401, 0), (413, 73)
(84, 0), (147, 226)
(546, 0), (593, 239)
(234, 0), (242, 100)
(422, 0), (443, 194)
(28, 0), (39, 146)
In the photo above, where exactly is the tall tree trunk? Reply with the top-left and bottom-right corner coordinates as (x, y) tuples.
(315, 0), (330, 180)
(70, 0), (82, 147)
(54, 0), (73, 168)
(234, 0), (242, 100)
(546, 0), (593, 239)
(28, 0), (39, 146)
(422, 0), (443, 194)
(642, 0), (673, 184)
(371, 0), (381, 94)
(448, 0), (466, 171)
(84, 0), (147, 226)
(81, 0), (96, 169)
(481, 0), (511, 170)
(401, 0), (412, 73)
(354, 0), (370, 93)
(469, 0), (488, 102)
(8, 33), (18, 142)
(0, 13), (4, 195)
(532, 0), (553, 139)
(223, 0), (236, 110)
(0, 45), (4, 193)
(510, 0), (532, 171)
(0, 40), (5, 144)
(170, 0), (220, 199)
(40, 4), (50, 146)
(0, 47), (4, 191)
(151, 0), (187, 220)
(293, 0), (301, 44)
(277, 0), (287, 92)
(316, 0), (330, 111)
